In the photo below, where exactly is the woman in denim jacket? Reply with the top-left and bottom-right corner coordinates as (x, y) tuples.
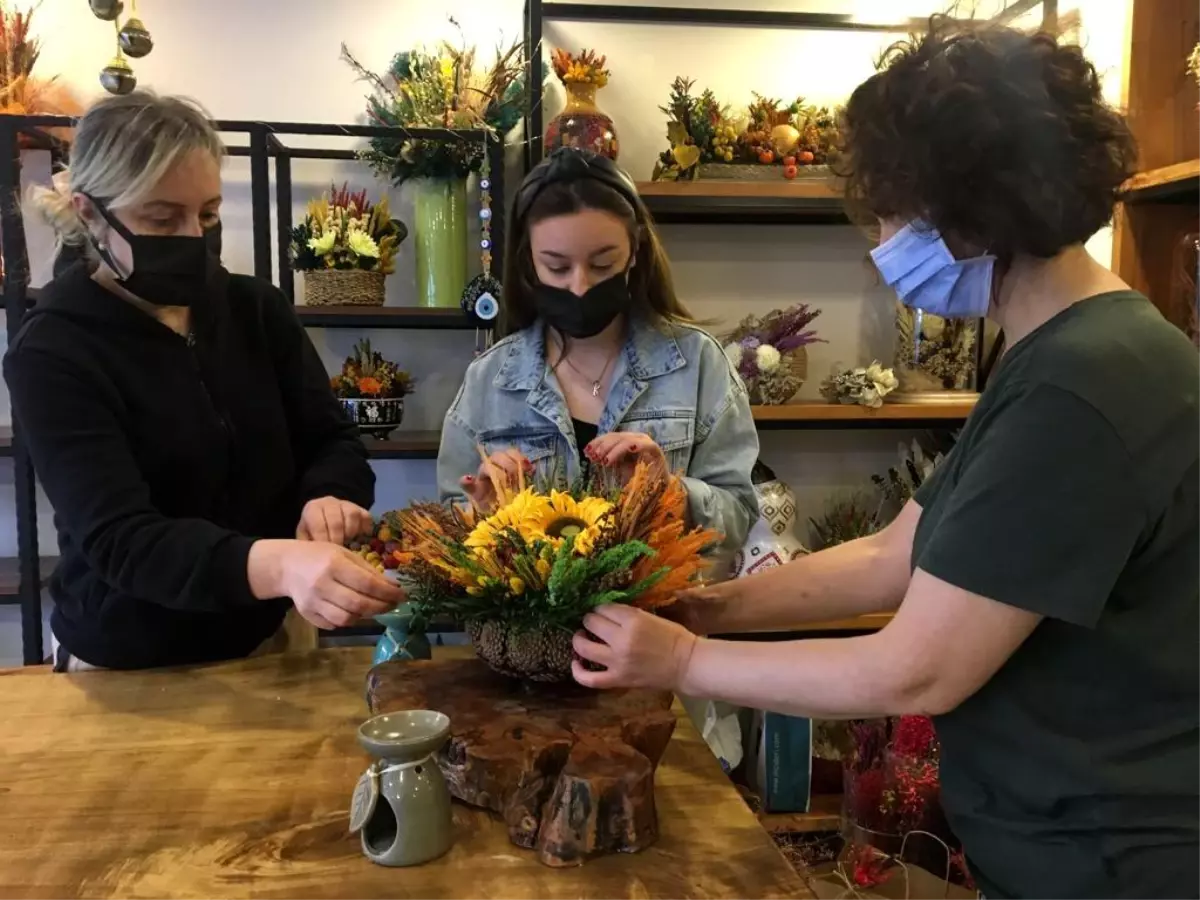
(436, 149), (758, 554)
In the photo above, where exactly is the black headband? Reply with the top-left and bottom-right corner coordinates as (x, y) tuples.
(512, 148), (642, 226)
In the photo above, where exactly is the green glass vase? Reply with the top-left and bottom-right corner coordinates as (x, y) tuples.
(412, 177), (468, 309)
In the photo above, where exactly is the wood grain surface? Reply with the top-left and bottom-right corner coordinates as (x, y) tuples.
(0, 647), (811, 899)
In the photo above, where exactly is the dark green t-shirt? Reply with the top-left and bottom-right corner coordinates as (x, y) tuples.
(912, 292), (1199, 899)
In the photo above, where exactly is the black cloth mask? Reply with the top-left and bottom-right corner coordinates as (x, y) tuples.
(534, 270), (632, 339)
(86, 195), (223, 308)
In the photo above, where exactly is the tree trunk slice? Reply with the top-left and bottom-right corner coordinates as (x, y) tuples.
(365, 656), (677, 867)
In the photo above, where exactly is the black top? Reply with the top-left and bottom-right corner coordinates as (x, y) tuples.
(912, 292), (1199, 899)
(3, 262), (375, 669)
(572, 417), (598, 481)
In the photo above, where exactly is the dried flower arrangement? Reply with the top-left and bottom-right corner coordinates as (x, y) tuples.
(819, 361), (899, 409)
(842, 716), (972, 890)
(551, 47), (609, 88)
(389, 461), (719, 681)
(331, 339), (413, 400)
(342, 20), (528, 185)
(0, 2), (79, 132)
(290, 183), (406, 274)
(808, 490), (882, 550)
(651, 76), (842, 182)
(722, 304), (825, 405)
(895, 306), (977, 393)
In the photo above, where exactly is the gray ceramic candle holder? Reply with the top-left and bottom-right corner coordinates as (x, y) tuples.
(350, 710), (453, 867)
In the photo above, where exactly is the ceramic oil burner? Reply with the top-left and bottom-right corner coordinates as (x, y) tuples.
(731, 460), (809, 578)
(372, 605), (432, 666)
(351, 710), (453, 867)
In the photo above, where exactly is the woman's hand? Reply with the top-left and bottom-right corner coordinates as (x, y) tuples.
(460, 448), (532, 507)
(571, 604), (699, 692)
(248, 540), (406, 630)
(585, 432), (667, 479)
(297, 496), (374, 546)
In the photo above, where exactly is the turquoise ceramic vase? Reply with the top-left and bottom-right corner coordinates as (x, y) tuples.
(373, 605), (432, 665)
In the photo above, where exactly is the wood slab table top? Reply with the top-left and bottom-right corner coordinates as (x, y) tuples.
(0, 647), (811, 900)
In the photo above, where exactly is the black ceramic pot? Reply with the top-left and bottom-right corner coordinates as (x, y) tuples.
(341, 397), (405, 439)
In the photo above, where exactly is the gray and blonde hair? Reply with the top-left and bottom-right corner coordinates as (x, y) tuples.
(30, 91), (224, 255)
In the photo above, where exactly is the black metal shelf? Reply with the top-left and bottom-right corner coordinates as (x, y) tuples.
(295, 306), (476, 329)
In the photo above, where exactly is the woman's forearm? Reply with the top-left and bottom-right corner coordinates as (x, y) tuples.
(701, 503), (920, 634)
(679, 632), (921, 719)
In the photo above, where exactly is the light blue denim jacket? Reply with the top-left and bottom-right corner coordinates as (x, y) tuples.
(437, 316), (759, 555)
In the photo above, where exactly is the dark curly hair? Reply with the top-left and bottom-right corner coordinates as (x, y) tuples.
(839, 17), (1137, 260)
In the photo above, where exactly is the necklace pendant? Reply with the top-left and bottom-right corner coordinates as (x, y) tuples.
(592, 381), (602, 397)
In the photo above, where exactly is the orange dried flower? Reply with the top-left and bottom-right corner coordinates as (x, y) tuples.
(357, 376), (383, 395)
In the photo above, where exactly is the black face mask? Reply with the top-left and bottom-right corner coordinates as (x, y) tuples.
(534, 270), (632, 339)
(87, 195), (223, 308)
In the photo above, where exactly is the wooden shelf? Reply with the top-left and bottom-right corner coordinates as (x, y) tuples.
(1120, 159), (1200, 203)
(636, 179), (848, 225)
(295, 306), (476, 329)
(760, 794), (843, 835)
(0, 557), (57, 600)
(362, 432), (441, 460)
(752, 399), (976, 430)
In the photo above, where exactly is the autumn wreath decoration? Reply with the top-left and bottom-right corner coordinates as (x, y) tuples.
(390, 460), (719, 682)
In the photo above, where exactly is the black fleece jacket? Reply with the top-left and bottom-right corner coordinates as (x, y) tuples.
(3, 262), (374, 669)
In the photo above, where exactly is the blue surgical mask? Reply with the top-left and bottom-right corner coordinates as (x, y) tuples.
(870, 221), (995, 319)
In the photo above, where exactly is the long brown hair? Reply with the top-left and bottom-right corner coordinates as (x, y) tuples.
(500, 149), (691, 337)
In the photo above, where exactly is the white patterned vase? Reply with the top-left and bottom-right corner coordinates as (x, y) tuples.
(731, 474), (809, 578)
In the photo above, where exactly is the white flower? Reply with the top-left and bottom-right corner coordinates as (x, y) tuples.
(723, 342), (743, 367)
(755, 343), (782, 374)
(860, 387), (882, 409)
(307, 230), (336, 256)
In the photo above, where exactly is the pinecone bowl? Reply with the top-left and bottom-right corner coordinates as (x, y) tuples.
(466, 620), (578, 683)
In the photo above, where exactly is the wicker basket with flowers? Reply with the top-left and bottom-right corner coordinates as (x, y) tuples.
(289, 183), (406, 307)
(388, 461), (719, 683)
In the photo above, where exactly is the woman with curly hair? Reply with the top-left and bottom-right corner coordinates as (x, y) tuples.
(572, 19), (1199, 899)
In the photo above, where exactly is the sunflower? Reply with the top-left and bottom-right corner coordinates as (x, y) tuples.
(537, 490), (612, 557)
(463, 488), (551, 553)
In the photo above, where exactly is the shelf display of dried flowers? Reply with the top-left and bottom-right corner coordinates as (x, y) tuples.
(722, 303), (826, 405)
(331, 339), (414, 440)
(388, 462), (718, 683)
(289, 183), (406, 307)
(342, 21), (528, 309)
(651, 76), (842, 183)
(819, 360), (899, 409)
(894, 306), (978, 396)
(546, 47), (617, 159)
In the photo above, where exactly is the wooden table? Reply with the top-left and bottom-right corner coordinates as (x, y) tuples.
(0, 648), (811, 899)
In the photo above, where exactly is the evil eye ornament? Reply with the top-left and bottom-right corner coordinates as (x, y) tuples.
(461, 274), (502, 325)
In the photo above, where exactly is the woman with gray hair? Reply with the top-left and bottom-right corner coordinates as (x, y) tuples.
(5, 91), (405, 670)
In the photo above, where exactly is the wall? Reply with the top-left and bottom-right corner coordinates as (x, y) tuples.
(0, 0), (1130, 664)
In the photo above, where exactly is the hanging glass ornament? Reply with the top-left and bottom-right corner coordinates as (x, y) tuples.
(118, 0), (153, 58)
(89, 0), (124, 21)
(100, 21), (136, 95)
(460, 136), (501, 356)
(100, 55), (137, 94)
